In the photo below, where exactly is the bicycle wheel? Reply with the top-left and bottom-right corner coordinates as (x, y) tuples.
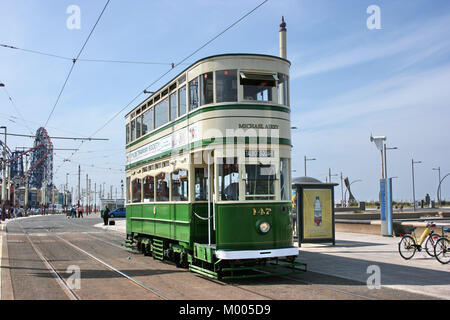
(425, 233), (441, 257)
(398, 235), (417, 260)
(434, 237), (450, 264)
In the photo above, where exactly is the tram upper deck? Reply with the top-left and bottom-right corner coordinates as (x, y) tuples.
(125, 53), (291, 152)
(125, 54), (292, 205)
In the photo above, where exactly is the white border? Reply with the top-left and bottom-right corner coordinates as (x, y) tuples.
(215, 246), (298, 260)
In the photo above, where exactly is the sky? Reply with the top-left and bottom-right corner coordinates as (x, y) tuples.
(0, 0), (449, 203)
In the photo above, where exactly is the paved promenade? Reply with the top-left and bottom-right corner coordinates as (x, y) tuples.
(297, 233), (449, 300)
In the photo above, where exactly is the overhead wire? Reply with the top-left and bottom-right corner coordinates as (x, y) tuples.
(89, 0), (269, 139)
(0, 43), (176, 66)
(53, 0), (269, 175)
(0, 81), (34, 134)
(43, 0), (111, 128)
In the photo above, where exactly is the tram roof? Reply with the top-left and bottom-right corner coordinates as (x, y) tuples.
(125, 53), (291, 118)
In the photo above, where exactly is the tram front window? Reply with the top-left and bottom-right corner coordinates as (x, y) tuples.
(241, 72), (276, 102)
(216, 70), (237, 103)
(245, 164), (276, 200)
(219, 158), (239, 201)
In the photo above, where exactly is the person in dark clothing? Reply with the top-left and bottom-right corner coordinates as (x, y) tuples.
(103, 206), (110, 226)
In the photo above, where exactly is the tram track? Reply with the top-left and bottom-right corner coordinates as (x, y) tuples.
(14, 221), (169, 300)
(8, 216), (380, 300)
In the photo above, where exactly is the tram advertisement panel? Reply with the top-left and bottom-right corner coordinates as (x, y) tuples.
(303, 189), (332, 239)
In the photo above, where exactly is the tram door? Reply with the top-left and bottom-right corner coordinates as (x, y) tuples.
(193, 150), (215, 245)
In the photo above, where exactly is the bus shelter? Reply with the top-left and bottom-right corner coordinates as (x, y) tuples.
(292, 177), (338, 245)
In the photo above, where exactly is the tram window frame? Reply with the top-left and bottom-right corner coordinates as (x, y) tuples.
(155, 172), (170, 202)
(195, 167), (208, 201)
(136, 115), (142, 139)
(169, 91), (177, 121)
(130, 119), (136, 141)
(178, 85), (187, 117)
(218, 158), (239, 201)
(216, 69), (237, 103)
(142, 107), (154, 135)
(200, 72), (213, 106)
(244, 163), (276, 200)
(171, 170), (189, 201)
(143, 176), (155, 202)
(241, 72), (277, 103)
(132, 178), (142, 203)
(189, 77), (199, 111)
(155, 96), (169, 129)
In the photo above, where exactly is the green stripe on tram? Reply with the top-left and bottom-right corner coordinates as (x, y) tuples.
(125, 137), (291, 170)
(126, 104), (290, 149)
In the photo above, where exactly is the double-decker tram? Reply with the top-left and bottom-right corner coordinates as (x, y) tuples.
(124, 51), (304, 279)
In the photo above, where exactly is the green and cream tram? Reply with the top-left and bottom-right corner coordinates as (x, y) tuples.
(124, 53), (301, 279)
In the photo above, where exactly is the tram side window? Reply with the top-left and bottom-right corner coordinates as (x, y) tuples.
(156, 173), (170, 201)
(155, 97), (169, 128)
(179, 85), (187, 116)
(218, 158), (239, 201)
(216, 70), (237, 103)
(142, 108), (153, 135)
(136, 115), (142, 139)
(280, 158), (290, 200)
(200, 72), (213, 106)
(195, 168), (208, 201)
(241, 72), (275, 102)
(131, 119), (136, 141)
(277, 73), (289, 106)
(170, 91), (177, 121)
(189, 77), (199, 111)
(172, 170), (188, 201)
(143, 176), (155, 202)
(132, 178), (142, 203)
(245, 163), (276, 200)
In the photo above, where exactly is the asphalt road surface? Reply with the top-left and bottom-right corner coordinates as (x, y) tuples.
(0, 213), (437, 301)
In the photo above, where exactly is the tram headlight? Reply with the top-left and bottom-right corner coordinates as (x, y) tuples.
(259, 221), (271, 233)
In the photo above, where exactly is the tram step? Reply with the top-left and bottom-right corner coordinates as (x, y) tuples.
(152, 239), (164, 260)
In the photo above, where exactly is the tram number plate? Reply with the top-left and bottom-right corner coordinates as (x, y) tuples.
(245, 150), (273, 157)
(253, 208), (272, 216)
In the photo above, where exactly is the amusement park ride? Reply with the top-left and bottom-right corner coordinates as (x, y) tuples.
(1, 127), (54, 210)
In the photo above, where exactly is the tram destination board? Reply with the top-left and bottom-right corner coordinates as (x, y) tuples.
(245, 150), (274, 157)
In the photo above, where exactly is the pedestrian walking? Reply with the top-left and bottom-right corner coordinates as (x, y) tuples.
(103, 205), (110, 226)
(71, 206), (76, 218)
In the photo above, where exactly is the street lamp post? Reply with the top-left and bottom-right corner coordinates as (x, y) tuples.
(304, 156), (316, 176)
(1, 126), (7, 221)
(384, 145), (398, 180)
(432, 167), (441, 208)
(411, 159), (422, 212)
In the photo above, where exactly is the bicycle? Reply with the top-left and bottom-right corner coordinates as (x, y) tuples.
(398, 222), (440, 260)
(434, 228), (450, 264)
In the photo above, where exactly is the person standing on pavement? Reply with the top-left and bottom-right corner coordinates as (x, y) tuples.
(103, 205), (110, 226)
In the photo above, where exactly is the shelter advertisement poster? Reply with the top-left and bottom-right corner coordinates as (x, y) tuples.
(303, 189), (332, 239)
